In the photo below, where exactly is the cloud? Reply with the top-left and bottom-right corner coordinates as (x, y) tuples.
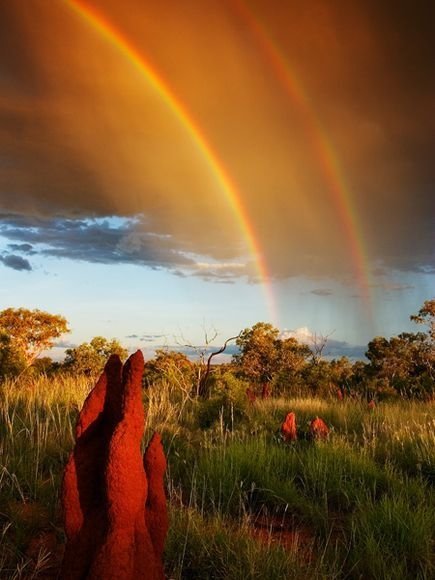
(0, 253), (32, 271)
(126, 334), (166, 342)
(309, 288), (333, 296)
(53, 339), (77, 349)
(7, 243), (34, 253)
(0, 213), (251, 280)
(370, 281), (415, 292)
(154, 343), (240, 359)
(0, 0), (433, 282)
(281, 327), (366, 360)
(281, 327), (314, 344)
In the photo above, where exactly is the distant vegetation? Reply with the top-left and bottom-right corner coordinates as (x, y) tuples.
(0, 300), (433, 578)
(1, 300), (433, 400)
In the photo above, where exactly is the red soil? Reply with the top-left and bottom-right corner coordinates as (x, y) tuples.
(250, 512), (314, 562)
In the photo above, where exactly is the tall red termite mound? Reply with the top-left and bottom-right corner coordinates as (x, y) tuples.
(61, 351), (167, 580)
(281, 412), (297, 441)
(309, 416), (329, 440)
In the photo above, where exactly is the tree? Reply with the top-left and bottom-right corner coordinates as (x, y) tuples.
(234, 323), (280, 394)
(64, 336), (128, 376)
(0, 307), (69, 368)
(26, 357), (57, 377)
(234, 322), (318, 397)
(410, 298), (435, 383)
(365, 332), (433, 398)
(144, 349), (194, 383)
(411, 299), (435, 341)
(0, 331), (26, 378)
(274, 337), (311, 394)
(198, 333), (241, 397)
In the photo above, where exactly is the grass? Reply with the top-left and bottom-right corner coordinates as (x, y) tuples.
(0, 374), (434, 578)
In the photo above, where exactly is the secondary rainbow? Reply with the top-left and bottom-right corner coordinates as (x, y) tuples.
(64, 0), (278, 324)
(232, 0), (373, 317)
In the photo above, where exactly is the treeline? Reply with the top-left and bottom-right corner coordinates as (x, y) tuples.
(144, 300), (434, 402)
(0, 308), (127, 378)
(0, 300), (433, 400)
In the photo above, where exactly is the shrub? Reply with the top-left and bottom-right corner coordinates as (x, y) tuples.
(197, 372), (249, 430)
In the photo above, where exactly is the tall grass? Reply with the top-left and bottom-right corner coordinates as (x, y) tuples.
(0, 375), (434, 578)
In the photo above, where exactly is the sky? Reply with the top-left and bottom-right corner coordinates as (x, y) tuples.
(0, 0), (433, 360)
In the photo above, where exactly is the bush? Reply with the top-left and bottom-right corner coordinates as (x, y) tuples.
(197, 372), (249, 430)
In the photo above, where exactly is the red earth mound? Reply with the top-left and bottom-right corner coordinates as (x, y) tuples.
(61, 351), (167, 580)
(309, 416), (330, 439)
(281, 412), (297, 441)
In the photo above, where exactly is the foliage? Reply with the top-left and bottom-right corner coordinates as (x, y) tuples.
(1, 299), (434, 576)
(28, 356), (56, 377)
(165, 507), (306, 580)
(366, 332), (433, 398)
(234, 323), (311, 395)
(0, 307), (69, 369)
(1, 371), (434, 578)
(0, 331), (26, 378)
(234, 322), (280, 386)
(63, 336), (127, 376)
(411, 298), (435, 341)
(197, 371), (249, 429)
(143, 349), (195, 398)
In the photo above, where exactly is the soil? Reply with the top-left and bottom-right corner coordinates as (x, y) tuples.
(250, 509), (315, 562)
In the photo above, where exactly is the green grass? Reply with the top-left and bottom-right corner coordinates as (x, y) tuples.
(165, 507), (315, 580)
(0, 374), (434, 578)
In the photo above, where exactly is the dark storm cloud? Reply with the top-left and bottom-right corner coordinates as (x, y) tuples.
(7, 243), (35, 254)
(0, 253), (32, 271)
(0, 213), (249, 279)
(0, 0), (433, 281)
(0, 214), (192, 269)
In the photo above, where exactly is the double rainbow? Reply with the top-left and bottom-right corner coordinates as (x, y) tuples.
(231, 0), (372, 316)
(65, 0), (278, 323)
(64, 0), (372, 325)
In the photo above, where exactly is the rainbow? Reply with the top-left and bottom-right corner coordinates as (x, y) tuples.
(231, 0), (373, 317)
(64, 0), (278, 323)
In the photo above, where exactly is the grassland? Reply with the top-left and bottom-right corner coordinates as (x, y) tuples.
(0, 374), (434, 579)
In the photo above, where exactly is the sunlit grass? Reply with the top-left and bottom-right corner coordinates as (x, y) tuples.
(0, 375), (434, 578)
